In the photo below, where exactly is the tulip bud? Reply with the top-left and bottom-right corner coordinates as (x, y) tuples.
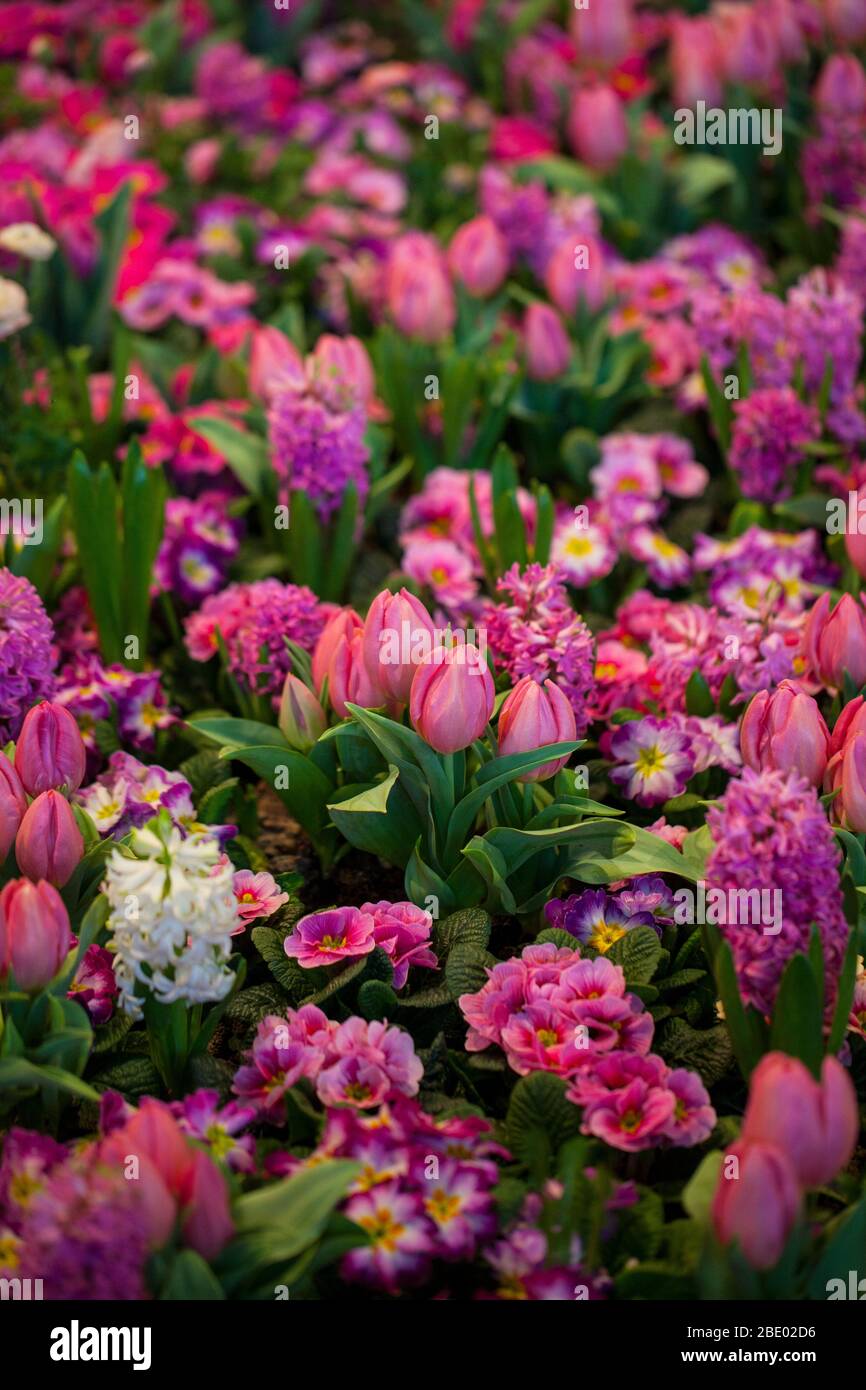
(713, 0), (779, 84)
(363, 587), (436, 704)
(669, 17), (723, 110)
(711, 1139), (801, 1271)
(447, 215), (509, 297)
(15, 790), (84, 887)
(329, 630), (385, 720)
(278, 673), (327, 751)
(741, 1052), (858, 1189)
(570, 0), (633, 68)
(14, 700), (86, 796)
(409, 643), (495, 754)
(545, 235), (606, 316)
(0, 751), (27, 860)
(0, 877), (72, 990)
(828, 694), (866, 760)
(824, 0), (866, 42)
(385, 233), (456, 343)
(814, 54), (866, 123)
(523, 303), (571, 381)
(249, 324), (305, 403)
(308, 333), (375, 410)
(312, 607), (364, 693)
(179, 1148), (235, 1260)
(497, 676), (577, 781)
(739, 680), (829, 786)
(567, 86), (629, 172)
(832, 732), (866, 831)
(804, 591), (866, 690)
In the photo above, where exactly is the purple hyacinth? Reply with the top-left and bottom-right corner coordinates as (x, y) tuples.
(728, 387), (819, 503)
(481, 563), (595, 735)
(705, 766), (850, 1019)
(269, 378), (369, 524)
(0, 568), (56, 741)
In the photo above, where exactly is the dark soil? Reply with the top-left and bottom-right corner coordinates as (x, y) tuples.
(256, 783), (406, 911)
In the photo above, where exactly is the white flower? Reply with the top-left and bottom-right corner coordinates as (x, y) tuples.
(103, 821), (241, 1017)
(0, 222), (56, 261)
(0, 278), (30, 340)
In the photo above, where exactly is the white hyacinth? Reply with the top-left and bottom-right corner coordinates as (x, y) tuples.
(104, 819), (240, 1018)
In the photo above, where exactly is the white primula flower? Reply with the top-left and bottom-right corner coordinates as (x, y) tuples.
(0, 222), (56, 260)
(104, 819), (240, 1017)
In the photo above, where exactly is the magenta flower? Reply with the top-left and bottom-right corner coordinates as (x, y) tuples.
(609, 716), (695, 806)
(0, 569), (56, 742)
(173, 1089), (256, 1173)
(420, 1157), (497, 1258)
(661, 1069), (716, 1147)
(67, 944), (118, 1025)
(343, 1183), (435, 1291)
(706, 767), (850, 1017)
(360, 900), (437, 989)
(284, 906), (377, 968)
(233, 870), (289, 925)
(581, 1077), (677, 1152)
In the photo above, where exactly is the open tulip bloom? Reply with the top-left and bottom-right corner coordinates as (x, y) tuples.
(5, 0), (866, 1318)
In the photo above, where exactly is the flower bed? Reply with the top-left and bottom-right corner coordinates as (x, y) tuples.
(1, 0), (866, 1306)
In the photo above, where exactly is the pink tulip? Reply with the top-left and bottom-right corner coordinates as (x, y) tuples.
(308, 333), (376, 410)
(0, 750), (27, 860)
(497, 676), (577, 781)
(363, 587), (436, 704)
(846, 512), (866, 581)
(249, 324), (305, 403)
(669, 17), (723, 110)
(570, 0), (633, 68)
(0, 877), (72, 990)
(545, 235), (606, 316)
(312, 607), (364, 693)
(447, 215), (509, 297)
(328, 630), (385, 720)
(828, 694), (866, 760)
(804, 591), (866, 690)
(14, 700), (86, 796)
(409, 644), (495, 754)
(815, 54), (866, 122)
(15, 790), (84, 887)
(278, 673), (327, 752)
(178, 1147), (235, 1261)
(831, 732), (866, 831)
(713, 0), (779, 84)
(739, 680), (829, 786)
(823, 0), (866, 43)
(711, 1139), (801, 1271)
(385, 233), (456, 343)
(523, 303), (571, 381)
(741, 1053), (858, 1189)
(567, 85), (629, 172)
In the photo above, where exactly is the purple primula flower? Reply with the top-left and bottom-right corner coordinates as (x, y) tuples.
(343, 1182), (435, 1291)
(173, 1088), (256, 1173)
(613, 875), (675, 920)
(545, 888), (658, 953)
(661, 1069), (716, 1147)
(609, 716), (695, 806)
